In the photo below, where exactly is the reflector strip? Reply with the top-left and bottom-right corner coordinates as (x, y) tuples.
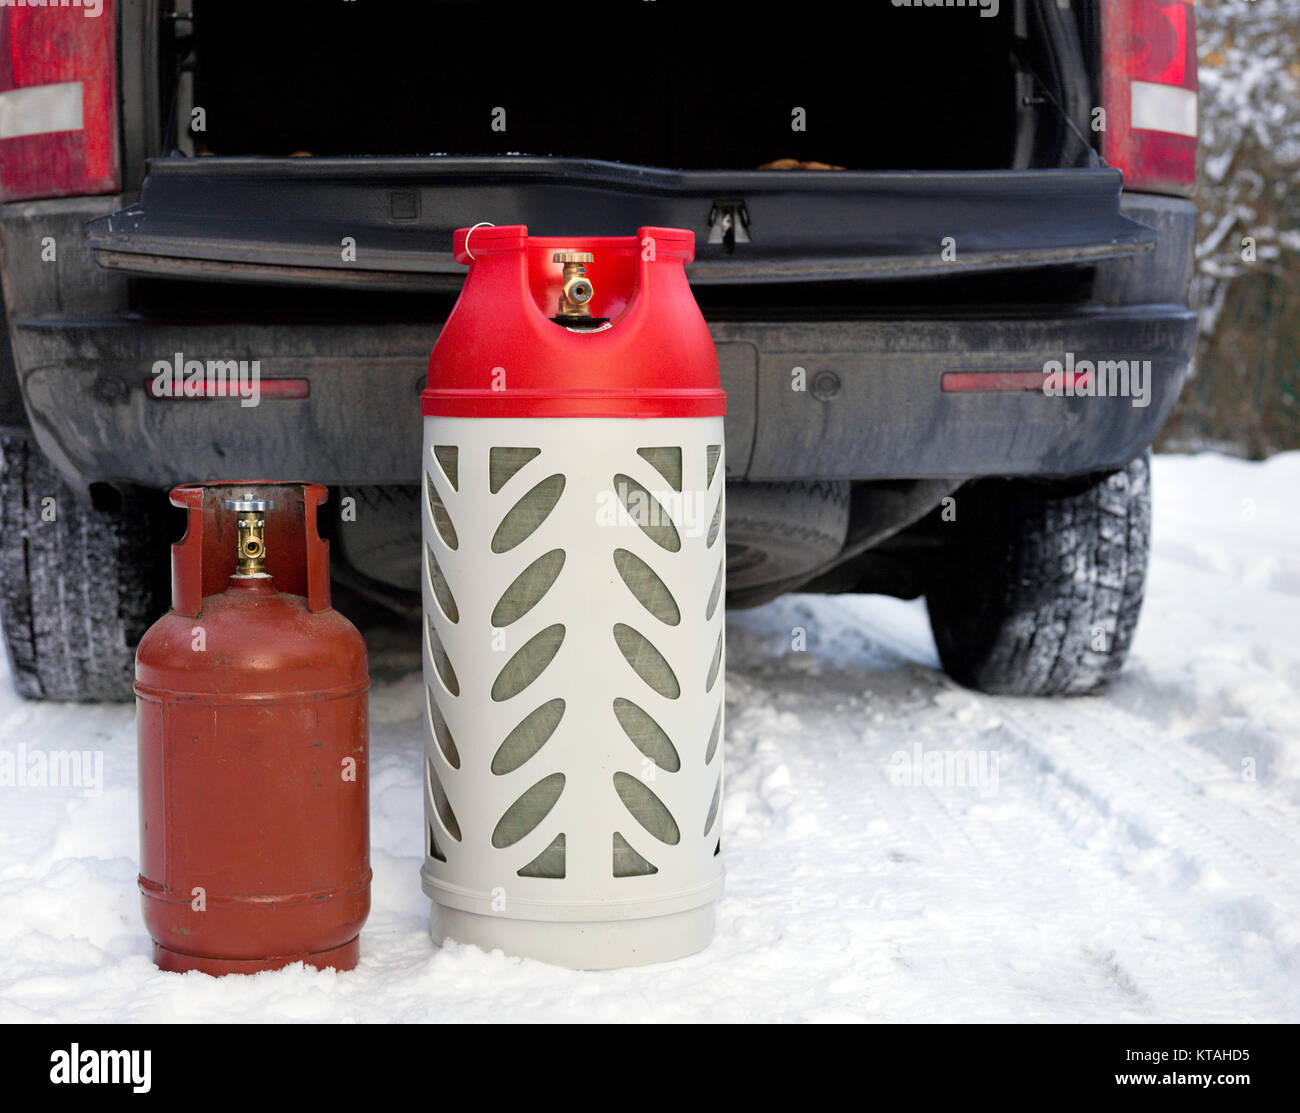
(0, 82), (83, 141)
(1130, 80), (1198, 138)
(258, 379), (311, 400)
(141, 377), (310, 401)
(941, 371), (1090, 393)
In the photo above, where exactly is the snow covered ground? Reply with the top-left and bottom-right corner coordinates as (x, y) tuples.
(1, 452), (1297, 1023)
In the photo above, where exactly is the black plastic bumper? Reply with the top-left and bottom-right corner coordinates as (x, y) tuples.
(6, 304), (1192, 489)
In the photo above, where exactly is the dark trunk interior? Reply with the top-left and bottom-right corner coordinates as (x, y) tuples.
(189, 0), (1034, 171)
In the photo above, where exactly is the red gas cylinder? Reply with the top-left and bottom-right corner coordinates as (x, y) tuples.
(135, 482), (370, 975)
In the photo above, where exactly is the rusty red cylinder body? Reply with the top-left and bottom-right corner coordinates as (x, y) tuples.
(135, 482), (370, 975)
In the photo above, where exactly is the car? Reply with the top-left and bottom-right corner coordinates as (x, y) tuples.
(0, 0), (1198, 700)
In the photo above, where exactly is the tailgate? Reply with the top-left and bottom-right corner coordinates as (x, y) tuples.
(85, 156), (1155, 290)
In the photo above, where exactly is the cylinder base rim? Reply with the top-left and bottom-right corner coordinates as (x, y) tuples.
(151, 936), (360, 976)
(432, 903), (715, 970)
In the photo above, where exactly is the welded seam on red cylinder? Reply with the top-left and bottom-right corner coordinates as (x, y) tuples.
(134, 680), (371, 704)
(139, 874), (373, 906)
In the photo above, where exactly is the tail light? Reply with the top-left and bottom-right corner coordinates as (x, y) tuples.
(1101, 0), (1198, 196)
(0, 0), (119, 202)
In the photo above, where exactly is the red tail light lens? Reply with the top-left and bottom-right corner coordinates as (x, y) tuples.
(1101, 0), (1198, 196)
(0, 0), (119, 202)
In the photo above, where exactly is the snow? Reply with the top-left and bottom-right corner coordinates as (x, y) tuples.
(1, 452), (1298, 1022)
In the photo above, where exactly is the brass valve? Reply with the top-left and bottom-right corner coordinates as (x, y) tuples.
(553, 250), (595, 319)
(224, 494), (274, 577)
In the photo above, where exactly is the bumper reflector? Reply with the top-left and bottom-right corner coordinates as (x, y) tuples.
(941, 371), (1090, 393)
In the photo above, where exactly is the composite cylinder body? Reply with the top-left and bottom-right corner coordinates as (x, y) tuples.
(136, 482), (370, 975)
(421, 225), (726, 969)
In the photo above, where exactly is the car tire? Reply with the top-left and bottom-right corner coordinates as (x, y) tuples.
(925, 452), (1150, 696)
(726, 480), (850, 592)
(0, 435), (169, 701)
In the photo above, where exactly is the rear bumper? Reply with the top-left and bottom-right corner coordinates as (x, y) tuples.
(6, 303), (1193, 488)
(1, 191), (1196, 491)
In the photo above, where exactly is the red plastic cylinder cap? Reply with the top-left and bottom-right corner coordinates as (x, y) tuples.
(423, 225), (724, 419)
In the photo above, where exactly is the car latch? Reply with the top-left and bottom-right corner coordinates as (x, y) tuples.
(707, 200), (751, 254)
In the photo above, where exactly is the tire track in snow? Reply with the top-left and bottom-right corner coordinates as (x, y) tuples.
(776, 596), (1300, 1016)
(840, 596), (1300, 920)
(990, 697), (1300, 914)
(743, 599), (1193, 1012)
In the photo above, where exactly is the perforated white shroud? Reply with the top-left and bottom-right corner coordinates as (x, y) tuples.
(419, 416), (726, 968)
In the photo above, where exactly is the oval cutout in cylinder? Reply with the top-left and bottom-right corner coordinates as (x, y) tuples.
(492, 698), (566, 775)
(706, 629), (723, 693)
(492, 772), (566, 848)
(706, 556), (723, 621)
(426, 684), (460, 769)
(491, 623), (565, 702)
(706, 444), (722, 487)
(492, 474), (565, 554)
(426, 543), (459, 623)
(613, 771), (680, 845)
(613, 623), (680, 699)
(705, 703), (722, 764)
(492, 549), (565, 628)
(426, 474), (459, 550)
(613, 697), (680, 772)
(426, 756), (462, 842)
(426, 616), (460, 697)
(613, 548), (680, 626)
(612, 474), (680, 552)
(706, 492), (723, 548)
(704, 775), (721, 836)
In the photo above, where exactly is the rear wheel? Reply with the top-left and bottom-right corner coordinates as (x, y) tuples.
(925, 453), (1150, 696)
(0, 435), (169, 701)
